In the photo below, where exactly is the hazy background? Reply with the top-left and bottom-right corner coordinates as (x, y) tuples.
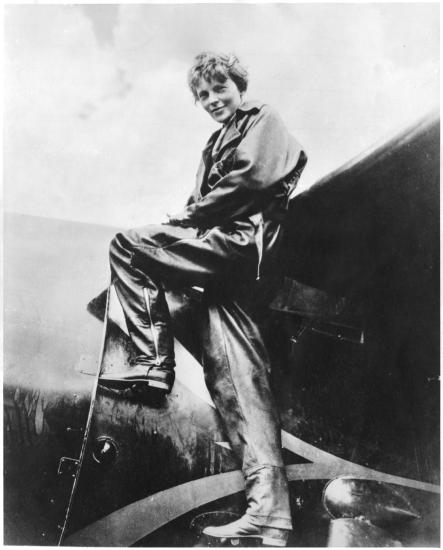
(5, 3), (439, 228)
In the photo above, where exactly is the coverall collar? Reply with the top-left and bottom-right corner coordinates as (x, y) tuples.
(202, 100), (264, 164)
(237, 99), (263, 114)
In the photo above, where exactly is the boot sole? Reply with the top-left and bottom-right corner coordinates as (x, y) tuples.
(99, 377), (172, 393)
(204, 534), (287, 547)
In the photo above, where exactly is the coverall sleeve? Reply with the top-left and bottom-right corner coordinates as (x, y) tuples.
(180, 106), (298, 227)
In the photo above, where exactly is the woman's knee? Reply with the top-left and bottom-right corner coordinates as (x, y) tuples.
(109, 229), (140, 263)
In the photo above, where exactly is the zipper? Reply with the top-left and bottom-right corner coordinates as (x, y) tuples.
(142, 287), (161, 366)
(255, 215), (264, 281)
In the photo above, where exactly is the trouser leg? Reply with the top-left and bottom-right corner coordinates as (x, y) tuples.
(109, 222), (257, 369)
(109, 222), (290, 526)
(201, 300), (292, 530)
(109, 230), (175, 368)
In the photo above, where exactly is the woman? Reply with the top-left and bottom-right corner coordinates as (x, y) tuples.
(100, 52), (307, 546)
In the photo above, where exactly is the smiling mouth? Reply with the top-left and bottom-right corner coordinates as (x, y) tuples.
(211, 106), (224, 114)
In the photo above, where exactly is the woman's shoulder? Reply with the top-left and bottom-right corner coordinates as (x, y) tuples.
(238, 99), (276, 115)
(238, 99), (280, 122)
(237, 100), (285, 127)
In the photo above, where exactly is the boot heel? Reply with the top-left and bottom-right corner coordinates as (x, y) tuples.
(260, 527), (289, 547)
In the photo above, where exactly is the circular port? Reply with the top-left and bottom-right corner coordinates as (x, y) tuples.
(92, 436), (119, 466)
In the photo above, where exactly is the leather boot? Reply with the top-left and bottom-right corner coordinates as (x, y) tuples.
(99, 364), (175, 393)
(202, 514), (289, 547)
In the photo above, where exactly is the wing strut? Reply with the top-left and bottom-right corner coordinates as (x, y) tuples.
(57, 285), (111, 546)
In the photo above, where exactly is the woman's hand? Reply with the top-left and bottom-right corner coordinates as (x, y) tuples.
(165, 211), (194, 227)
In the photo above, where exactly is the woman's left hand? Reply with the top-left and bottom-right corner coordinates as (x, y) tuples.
(166, 211), (194, 227)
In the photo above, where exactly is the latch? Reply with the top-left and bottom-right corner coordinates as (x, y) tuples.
(308, 321), (365, 344)
(57, 456), (80, 477)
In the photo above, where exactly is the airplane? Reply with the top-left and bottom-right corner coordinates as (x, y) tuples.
(4, 110), (439, 547)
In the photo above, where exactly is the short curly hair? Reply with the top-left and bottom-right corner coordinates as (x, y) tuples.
(188, 52), (249, 101)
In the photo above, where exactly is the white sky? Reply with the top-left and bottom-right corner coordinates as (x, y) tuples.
(4, 3), (439, 227)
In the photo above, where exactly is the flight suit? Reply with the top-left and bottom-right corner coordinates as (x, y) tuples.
(109, 100), (307, 530)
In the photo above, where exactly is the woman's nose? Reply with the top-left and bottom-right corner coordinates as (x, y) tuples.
(208, 92), (218, 105)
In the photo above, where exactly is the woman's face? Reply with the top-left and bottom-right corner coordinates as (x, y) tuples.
(195, 77), (243, 124)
